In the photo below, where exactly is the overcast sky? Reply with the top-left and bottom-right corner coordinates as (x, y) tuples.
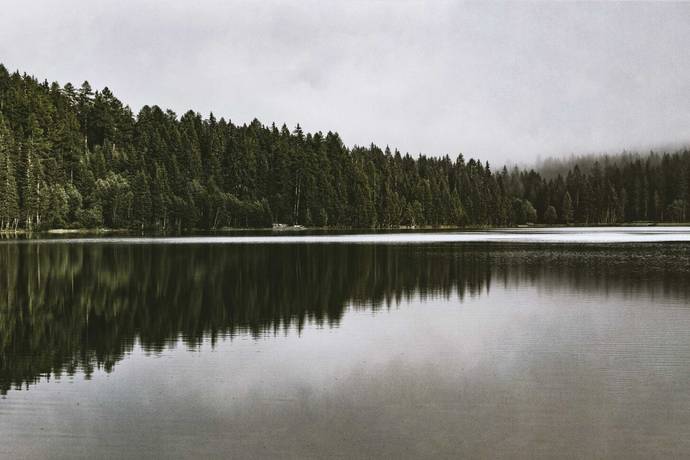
(1, 1), (689, 164)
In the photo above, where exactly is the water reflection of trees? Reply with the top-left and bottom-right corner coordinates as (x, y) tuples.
(1, 242), (689, 394)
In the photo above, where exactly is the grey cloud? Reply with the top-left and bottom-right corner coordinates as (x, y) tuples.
(0, 0), (688, 164)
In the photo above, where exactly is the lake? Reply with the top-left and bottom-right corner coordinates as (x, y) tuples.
(2, 227), (690, 458)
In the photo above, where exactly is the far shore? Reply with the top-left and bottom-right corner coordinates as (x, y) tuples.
(1, 222), (689, 237)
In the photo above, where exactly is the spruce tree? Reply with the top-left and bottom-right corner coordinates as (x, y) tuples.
(131, 171), (152, 229)
(544, 205), (558, 224)
(0, 131), (20, 230)
(562, 191), (574, 224)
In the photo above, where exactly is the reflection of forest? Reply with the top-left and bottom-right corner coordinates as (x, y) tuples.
(1, 242), (690, 394)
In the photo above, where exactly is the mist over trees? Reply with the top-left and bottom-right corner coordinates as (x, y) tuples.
(0, 64), (688, 231)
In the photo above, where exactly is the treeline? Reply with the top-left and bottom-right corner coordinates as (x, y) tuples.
(515, 150), (690, 224)
(1, 64), (689, 230)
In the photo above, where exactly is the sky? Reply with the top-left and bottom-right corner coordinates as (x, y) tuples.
(1, 1), (689, 165)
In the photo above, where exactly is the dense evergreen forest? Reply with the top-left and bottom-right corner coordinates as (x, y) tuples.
(0, 64), (689, 231)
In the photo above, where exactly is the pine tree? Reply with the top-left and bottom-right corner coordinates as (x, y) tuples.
(0, 120), (19, 230)
(131, 171), (152, 229)
(23, 134), (47, 230)
(544, 205), (558, 224)
(562, 191), (574, 224)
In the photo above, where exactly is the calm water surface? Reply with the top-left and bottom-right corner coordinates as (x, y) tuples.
(1, 228), (690, 458)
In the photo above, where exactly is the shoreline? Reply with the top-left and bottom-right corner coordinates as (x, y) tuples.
(0, 222), (688, 238)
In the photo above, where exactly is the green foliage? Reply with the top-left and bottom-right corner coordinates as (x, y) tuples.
(131, 171), (152, 229)
(512, 198), (537, 225)
(544, 205), (558, 224)
(1, 63), (689, 231)
(667, 199), (687, 223)
(562, 191), (574, 224)
(95, 172), (133, 228)
(0, 114), (19, 229)
(76, 205), (103, 228)
(44, 184), (69, 228)
(65, 182), (83, 224)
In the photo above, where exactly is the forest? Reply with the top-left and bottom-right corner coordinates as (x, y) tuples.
(1, 63), (689, 231)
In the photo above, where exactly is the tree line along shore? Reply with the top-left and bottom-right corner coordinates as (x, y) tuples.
(1, 64), (689, 232)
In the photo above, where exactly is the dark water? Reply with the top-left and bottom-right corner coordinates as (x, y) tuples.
(2, 237), (690, 458)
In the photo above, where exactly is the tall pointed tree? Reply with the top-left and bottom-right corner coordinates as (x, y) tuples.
(562, 191), (574, 224)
